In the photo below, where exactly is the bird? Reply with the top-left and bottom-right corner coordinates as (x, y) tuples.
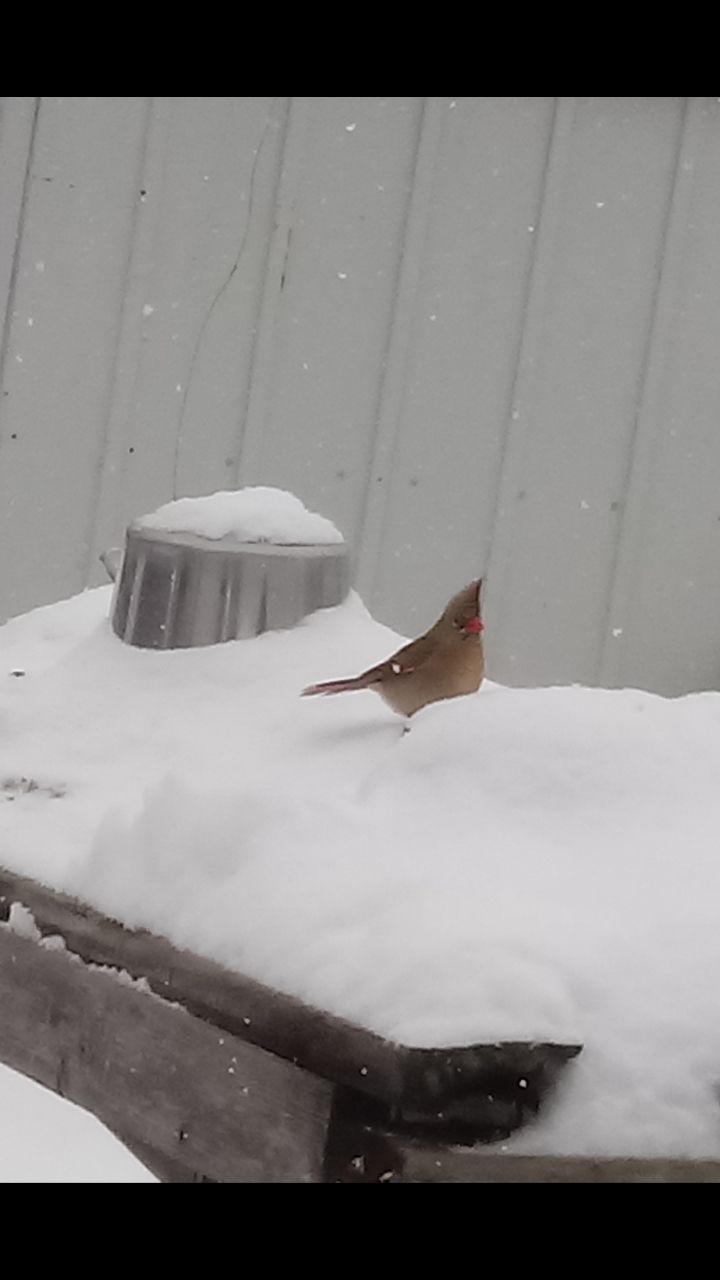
(301, 580), (484, 717)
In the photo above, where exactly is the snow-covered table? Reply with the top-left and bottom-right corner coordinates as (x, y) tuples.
(4, 487), (720, 1177)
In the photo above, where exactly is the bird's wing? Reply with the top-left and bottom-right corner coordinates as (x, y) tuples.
(360, 633), (435, 680)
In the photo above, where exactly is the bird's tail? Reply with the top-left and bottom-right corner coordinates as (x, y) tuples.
(301, 675), (375, 697)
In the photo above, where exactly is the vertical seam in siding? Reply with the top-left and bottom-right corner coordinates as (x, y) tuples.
(177, 95), (287, 495)
(235, 97), (307, 487)
(0, 97), (41, 422)
(83, 97), (168, 580)
(354, 96), (446, 607)
(172, 98), (281, 494)
(597, 97), (700, 687)
(482, 96), (576, 641)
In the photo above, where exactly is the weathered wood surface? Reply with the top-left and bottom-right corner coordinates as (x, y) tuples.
(332, 1145), (720, 1185)
(400, 1152), (720, 1184)
(0, 925), (332, 1182)
(323, 1093), (720, 1183)
(0, 867), (579, 1137)
(0, 867), (403, 1102)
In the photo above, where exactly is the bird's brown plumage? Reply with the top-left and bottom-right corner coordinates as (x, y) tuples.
(301, 580), (484, 717)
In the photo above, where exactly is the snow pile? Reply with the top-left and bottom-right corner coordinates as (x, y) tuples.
(1, 578), (720, 1158)
(137, 486), (344, 545)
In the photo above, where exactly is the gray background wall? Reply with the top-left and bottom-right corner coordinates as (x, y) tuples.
(1, 96), (719, 696)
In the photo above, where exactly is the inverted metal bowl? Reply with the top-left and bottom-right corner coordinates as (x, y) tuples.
(111, 523), (350, 649)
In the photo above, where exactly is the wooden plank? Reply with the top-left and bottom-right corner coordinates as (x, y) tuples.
(401, 1148), (720, 1183)
(339, 1145), (720, 1185)
(324, 1101), (720, 1182)
(402, 1150), (720, 1183)
(0, 925), (332, 1182)
(0, 867), (404, 1106)
(3, 875), (712, 1182)
(0, 867), (579, 1135)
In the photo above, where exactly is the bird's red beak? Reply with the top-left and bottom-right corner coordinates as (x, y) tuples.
(463, 617), (484, 634)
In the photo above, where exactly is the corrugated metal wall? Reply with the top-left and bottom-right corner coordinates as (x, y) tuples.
(1, 97), (719, 696)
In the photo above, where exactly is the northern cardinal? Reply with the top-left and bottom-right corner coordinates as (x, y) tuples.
(301, 580), (484, 717)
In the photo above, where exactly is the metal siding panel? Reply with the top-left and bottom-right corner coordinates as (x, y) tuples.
(0, 96), (148, 622)
(486, 97), (685, 687)
(605, 99), (720, 695)
(236, 98), (310, 485)
(0, 96), (717, 700)
(369, 96), (556, 636)
(0, 98), (38, 357)
(88, 96), (286, 577)
(235, 96), (423, 553)
(355, 96), (448, 607)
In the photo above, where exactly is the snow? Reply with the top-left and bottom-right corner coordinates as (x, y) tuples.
(1, 574), (720, 1161)
(137, 486), (344, 545)
(0, 1062), (157, 1183)
(4, 900), (41, 939)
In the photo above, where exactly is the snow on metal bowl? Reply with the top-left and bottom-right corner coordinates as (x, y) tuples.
(110, 488), (350, 649)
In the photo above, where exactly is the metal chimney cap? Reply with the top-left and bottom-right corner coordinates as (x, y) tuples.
(111, 520), (350, 650)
